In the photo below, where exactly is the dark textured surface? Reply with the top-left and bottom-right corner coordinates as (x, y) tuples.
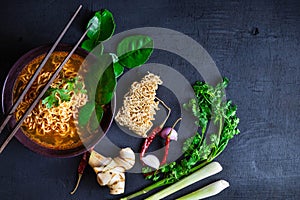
(0, 0), (299, 200)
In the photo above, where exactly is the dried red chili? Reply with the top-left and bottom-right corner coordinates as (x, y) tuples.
(160, 137), (171, 166)
(70, 151), (91, 194)
(140, 126), (163, 161)
(140, 98), (171, 164)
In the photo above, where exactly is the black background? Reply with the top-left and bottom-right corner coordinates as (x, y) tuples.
(0, 0), (299, 199)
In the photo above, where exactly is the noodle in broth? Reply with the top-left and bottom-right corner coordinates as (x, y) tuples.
(14, 51), (88, 150)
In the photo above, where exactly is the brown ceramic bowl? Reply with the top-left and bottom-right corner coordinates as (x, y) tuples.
(1, 44), (115, 158)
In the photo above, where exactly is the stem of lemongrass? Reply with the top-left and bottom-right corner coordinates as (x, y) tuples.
(144, 162), (222, 200)
(176, 180), (230, 200)
(121, 160), (212, 200)
(120, 180), (168, 200)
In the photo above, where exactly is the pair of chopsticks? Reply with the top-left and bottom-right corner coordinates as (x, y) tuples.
(0, 5), (90, 154)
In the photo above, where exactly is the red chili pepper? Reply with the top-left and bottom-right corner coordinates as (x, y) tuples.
(140, 98), (171, 165)
(140, 126), (163, 163)
(78, 151), (90, 173)
(160, 137), (171, 165)
(70, 151), (91, 195)
(140, 100), (183, 168)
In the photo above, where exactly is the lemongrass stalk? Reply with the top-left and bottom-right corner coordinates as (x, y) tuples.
(120, 160), (209, 200)
(144, 162), (222, 200)
(177, 180), (229, 200)
(120, 179), (166, 200)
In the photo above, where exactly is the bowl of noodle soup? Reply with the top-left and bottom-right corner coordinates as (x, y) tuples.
(2, 44), (115, 157)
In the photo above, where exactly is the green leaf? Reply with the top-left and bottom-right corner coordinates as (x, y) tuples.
(90, 104), (104, 131)
(117, 35), (153, 68)
(81, 38), (104, 55)
(81, 39), (95, 52)
(84, 54), (116, 105)
(87, 9), (116, 42)
(109, 53), (124, 78)
(84, 54), (112, 99)
(92, 42), (104, 56)
(78, 102), (95, 127)
(95, 62), (117, 105)
(86, 14), (99, 40)
(78, 101), (104, 130)
(113, 62), (124, 78)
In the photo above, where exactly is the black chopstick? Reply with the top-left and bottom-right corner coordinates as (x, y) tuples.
(0, 5), (82, 134)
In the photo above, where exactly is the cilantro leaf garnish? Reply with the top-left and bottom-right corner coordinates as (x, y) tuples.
(42, 77), (86, 109)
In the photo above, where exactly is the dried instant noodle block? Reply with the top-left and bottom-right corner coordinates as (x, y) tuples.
(115, 72), (163, 137)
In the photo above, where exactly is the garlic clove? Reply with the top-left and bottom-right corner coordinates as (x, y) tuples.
(142, 154), (160, 170)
